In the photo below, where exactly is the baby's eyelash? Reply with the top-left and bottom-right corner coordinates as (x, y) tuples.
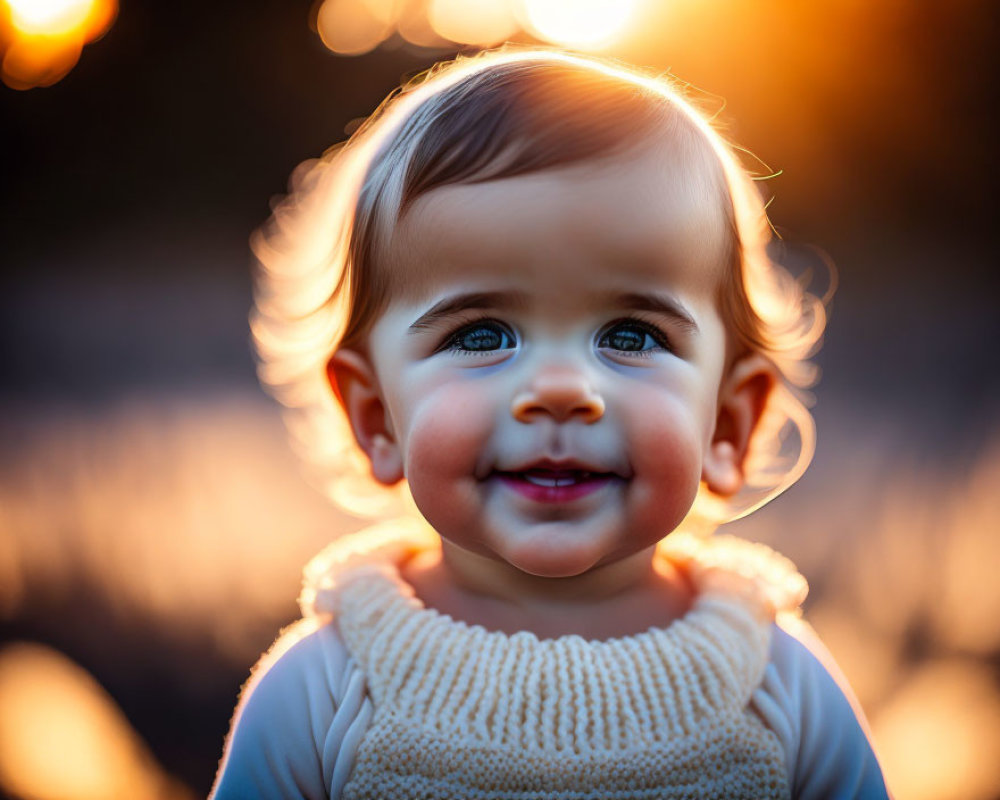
(436, 316), (516, 355)
(431, 314), (673, 358)
(600, 316), (673, 352)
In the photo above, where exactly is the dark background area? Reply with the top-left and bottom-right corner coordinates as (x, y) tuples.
(2, 1), (998, 797)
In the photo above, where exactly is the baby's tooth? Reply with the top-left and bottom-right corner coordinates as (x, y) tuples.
(524, 474), (559, 487)
(522, 472), (592, 487)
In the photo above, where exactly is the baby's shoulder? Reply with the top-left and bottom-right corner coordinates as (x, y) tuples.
(211, 617), (371, 799)
(758, 621), (848, 726)
(762, 616), (869, 724)
(243, 617), (358, 713)
(754, 620), (890, 799)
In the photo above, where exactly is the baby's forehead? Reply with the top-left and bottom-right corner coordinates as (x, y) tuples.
(381, 138), (733, 310)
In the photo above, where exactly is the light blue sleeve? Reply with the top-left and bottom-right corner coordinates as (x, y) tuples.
(210, 619), (372, 800)
(753, 624), (891, 800)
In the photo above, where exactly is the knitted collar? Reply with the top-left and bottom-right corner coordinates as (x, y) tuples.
(300, 518), (807, 752)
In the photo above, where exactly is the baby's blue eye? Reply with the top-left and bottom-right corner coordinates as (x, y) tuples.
(598, 320), (670, 355)
(445, 321), (516, 354)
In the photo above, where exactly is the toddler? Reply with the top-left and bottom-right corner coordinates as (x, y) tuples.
(212, 48), (889, 799)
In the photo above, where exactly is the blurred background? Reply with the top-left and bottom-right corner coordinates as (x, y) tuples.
(1, 0), (998, 798)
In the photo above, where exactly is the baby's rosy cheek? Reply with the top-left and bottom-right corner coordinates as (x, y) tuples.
(624, 403), (704, 513)
(402, 384), (494, 534)
(404, 383), (495, 479)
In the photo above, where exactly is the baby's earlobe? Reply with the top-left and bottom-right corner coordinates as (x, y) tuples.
(370, 433), (405, 486)
(326, 348), (403, 485)
(703, 355), (777, 498)
(703, 441), (742, 497)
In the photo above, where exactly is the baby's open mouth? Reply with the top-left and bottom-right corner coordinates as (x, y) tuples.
(507, 469), (603, 487)
(493, 468), (616, 502)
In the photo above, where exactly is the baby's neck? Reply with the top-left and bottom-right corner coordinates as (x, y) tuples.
(399, 543), (694, 641)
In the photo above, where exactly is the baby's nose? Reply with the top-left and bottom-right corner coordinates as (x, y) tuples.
(510, 369), (605, 424)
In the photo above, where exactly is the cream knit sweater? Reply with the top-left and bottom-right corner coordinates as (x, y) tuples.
(292, 520), (809, 799)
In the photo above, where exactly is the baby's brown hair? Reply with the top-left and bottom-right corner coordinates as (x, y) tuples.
(251, 47), (826, 528)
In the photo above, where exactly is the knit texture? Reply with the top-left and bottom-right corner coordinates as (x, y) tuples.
(301, 521), (805, 799)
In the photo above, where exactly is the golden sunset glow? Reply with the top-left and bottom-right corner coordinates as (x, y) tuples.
(0, 0), (116, 88)
(428, 0), (518, 47)
(309, 0), (643, 55)
(315, 0), (395, 56)
(8, 0), (92, 35)
(520, 0), (638, 49)
(872, 661), (1000, 800)
(396, 1), (449, 48)
(0, 642), (193, 800)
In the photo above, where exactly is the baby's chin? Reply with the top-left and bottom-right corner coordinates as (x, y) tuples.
(501, 553), (602, 580)
(487, 523), (618, 580)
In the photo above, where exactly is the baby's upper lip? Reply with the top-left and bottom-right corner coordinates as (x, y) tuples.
(499, 457), (615, 476)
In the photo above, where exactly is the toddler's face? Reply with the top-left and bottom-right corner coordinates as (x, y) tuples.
(340, 139), (747, 578)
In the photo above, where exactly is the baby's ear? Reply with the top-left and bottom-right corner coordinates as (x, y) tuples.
(702, 353), (777, 498)
(326, 349), (404, 486)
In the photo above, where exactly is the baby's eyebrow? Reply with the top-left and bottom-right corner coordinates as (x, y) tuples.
(611, 292), (699, 334)
(408, 291), (529, 333)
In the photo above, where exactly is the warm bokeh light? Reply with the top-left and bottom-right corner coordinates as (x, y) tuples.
(314, 0), (395, 56)
(1, 32), (81, 87)
(0, 396), (357, 657)
(396, 0), (450, 48)
(0, 642), (194, 800)
(872, 660), (1000, 800)
(0, 0), (116, 88)
(930, 443), (1000, 653)
(8, 0), (92, 36)
(732, 431), (1000, 800)
(310, 0), (644, 55)
(428, 0), (518, 48)
(520, 0), (638, 50)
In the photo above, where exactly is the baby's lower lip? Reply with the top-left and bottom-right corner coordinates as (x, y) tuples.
(495, 471), (615, 503)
